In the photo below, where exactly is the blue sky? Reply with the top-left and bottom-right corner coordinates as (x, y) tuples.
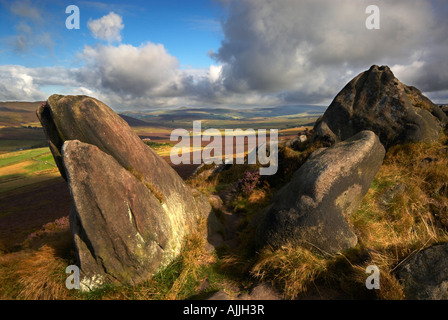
(0, 0), (447, 111)
(0, 0), (223, 68)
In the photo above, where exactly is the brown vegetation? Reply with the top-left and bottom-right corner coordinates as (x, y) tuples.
(2, 126), (448, 300)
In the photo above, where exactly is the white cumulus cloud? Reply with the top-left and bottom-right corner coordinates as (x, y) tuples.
(78, 42), (181, 97)
(0, 65), (45, 101)
(213, 0), (447, 104)
(88, 12), (124, 43)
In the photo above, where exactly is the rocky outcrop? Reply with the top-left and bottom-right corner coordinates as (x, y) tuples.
(65, 140), (175, 289)
(285, 135), (307, 149)
(256, 131), (385, 254)
(192, 163), (230, 181)
(398, 243), (448, 300)
(37, 95), (213, 289)
(313, 65), (447, 149)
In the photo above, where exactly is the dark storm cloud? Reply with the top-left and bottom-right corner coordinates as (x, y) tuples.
(212, 0), (448, 105)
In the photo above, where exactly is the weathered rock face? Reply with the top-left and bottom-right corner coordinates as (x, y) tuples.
(37, 95), (212, 289)
(64, 140), (173, 289)
(313, 65), (447, 149)
(441, 105), (448, 117)
(398, 243), (448, 300)
(285, 135), (307, 149)
(256, 131), (385, 254)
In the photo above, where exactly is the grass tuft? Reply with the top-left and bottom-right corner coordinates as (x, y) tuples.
(251, 245), (327, 299)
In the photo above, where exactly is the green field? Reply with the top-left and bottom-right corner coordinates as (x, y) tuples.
(0, 148), (54, 168)
(0, 148), (59, 193)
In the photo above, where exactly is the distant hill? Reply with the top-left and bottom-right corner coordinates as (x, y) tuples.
(0, 102), (159, 153)
(121, 105), (326, 122)
(0, 101), (325, 152)
(0, 102), (326, 128)
(0, 101), (43, 126)
(244, 105), (326, 117)
(0, 101), (151, 128)
(118, 114), (153, 127)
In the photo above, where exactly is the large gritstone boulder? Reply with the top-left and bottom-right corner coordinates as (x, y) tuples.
(37, 95), (212, 290)
(398, 243), (448, 300)
(313, 65), (447, 149)
(64, 140), (178, 289)
(256, 131), (385, 254)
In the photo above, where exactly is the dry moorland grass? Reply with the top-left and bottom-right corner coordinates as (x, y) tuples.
(0, 226), (75, 300)
(247, 132), (448, 299)
(1, 132), (448, 300)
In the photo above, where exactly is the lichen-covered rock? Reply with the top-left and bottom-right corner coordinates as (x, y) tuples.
(64, 140), (174, 290)
(37, 95), (213, 289)
(313, 65), (447, 149)
(398, 243), (448, 300)
(256, 130), (385, 254)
